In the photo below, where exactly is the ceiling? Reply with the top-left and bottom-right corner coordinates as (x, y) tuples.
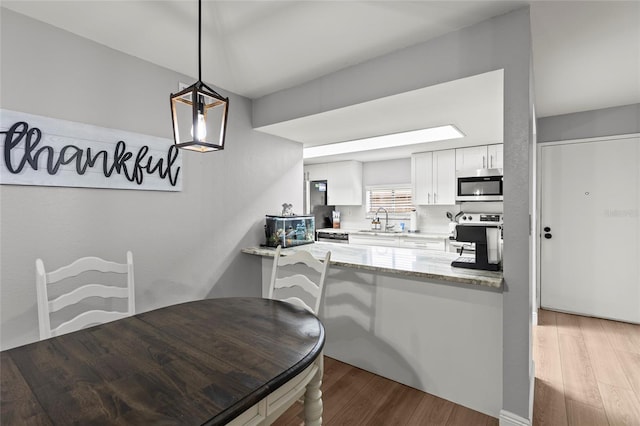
(3, 1), (639, 162)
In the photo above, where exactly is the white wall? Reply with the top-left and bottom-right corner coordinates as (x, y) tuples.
(0, 9), (301, 350)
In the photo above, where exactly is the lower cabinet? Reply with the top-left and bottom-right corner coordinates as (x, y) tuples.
(399, 236), (446, 251)
(349, 234), (446, 251)
(349, 234), (399, 247)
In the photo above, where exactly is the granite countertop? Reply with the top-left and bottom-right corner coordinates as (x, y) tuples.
(317, 228), (451, 240)
(242, 242), (503, 289)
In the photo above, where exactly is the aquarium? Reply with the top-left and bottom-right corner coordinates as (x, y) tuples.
(265, 215), (315, 248)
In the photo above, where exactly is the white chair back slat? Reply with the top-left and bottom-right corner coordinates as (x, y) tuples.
(48, 284), (129, 313)
(36, 251), (135, 340)
(268, 246), (331, 314)
(276, 250), (325, 273)
(280, 297), (315, 313)
(47, 257), (129, 283)
(274, 275), (320, 298)
(52, 310), (129, 337)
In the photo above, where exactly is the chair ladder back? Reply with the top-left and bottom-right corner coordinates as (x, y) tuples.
(35, 251), (135, 340)
(274, 275), (320, 298)
(268, 246), (331, 314)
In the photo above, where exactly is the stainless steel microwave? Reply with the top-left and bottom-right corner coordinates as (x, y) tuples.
(456, 169), (504, 202)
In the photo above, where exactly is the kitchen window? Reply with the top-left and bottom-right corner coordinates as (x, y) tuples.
(366, 185), (414, 217)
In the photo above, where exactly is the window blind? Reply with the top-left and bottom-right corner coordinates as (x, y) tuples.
(366, 186), (414, 214)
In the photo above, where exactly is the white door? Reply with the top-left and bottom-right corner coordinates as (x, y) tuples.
(540, 137), (640, 323)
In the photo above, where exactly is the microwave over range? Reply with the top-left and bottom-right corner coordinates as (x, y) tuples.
(455, 168), (504, 202)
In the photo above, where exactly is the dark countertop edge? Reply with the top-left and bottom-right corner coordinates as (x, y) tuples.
(241, 247), (503, 289)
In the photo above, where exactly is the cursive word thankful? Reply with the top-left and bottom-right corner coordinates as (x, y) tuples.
(1, 121), (181, 186)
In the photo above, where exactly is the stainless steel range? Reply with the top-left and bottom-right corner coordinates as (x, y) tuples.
(458, 213), (503, 226)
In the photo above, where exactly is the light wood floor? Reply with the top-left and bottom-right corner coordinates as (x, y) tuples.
(274, 309), (639, 425)
(273, 356), (497, 426)
(533, 309), (640, 426)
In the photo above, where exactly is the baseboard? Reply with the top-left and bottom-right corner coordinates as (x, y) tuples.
(499, 409), (531, 426)
(498, 362), (535, 426)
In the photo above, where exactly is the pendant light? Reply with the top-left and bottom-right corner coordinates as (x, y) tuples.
(170, 0), (229, 152)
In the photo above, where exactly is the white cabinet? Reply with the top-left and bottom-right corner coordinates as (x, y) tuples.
(304, 163), (328, 182)
(304, 161), (363, 205)
(349, 234), (400, 247)
(455, 146), (488, 171)
(486, 144), (503, 169)
(327, 161), (363, 206)
(399, 236), (445, 251)
(433, 150), (456, 205)
(412, 152), (433, 205)
(412, 149), (455, 205)
(455, 144), (503, 171)
(349, 233), (447, 251)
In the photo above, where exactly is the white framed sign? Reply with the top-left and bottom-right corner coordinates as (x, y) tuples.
(0, 109), (182, 191)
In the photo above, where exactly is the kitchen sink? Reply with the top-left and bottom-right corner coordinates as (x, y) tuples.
(357, 229), (403, 234)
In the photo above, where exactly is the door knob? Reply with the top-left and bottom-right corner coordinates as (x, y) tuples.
(544, 233), (552, 239)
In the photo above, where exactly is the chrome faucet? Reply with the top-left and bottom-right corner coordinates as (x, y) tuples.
(375, 207), (393, 231)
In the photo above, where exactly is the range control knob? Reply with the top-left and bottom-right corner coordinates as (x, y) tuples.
(468, 216), (473, 221)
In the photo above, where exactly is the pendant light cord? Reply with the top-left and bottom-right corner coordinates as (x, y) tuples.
(198, 0), (202, 82)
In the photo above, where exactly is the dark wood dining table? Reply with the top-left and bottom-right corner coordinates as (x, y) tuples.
(0, 297), (325, 425)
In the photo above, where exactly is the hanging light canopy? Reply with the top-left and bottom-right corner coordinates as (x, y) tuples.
(170, 0), (229, 153)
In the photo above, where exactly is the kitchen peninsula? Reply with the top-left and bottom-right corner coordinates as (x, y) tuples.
(242, 242), (504, 417)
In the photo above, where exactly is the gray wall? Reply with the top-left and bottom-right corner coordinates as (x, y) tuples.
(255, 7), (534, 420)
(538, 103), (640, 143)
(0, 9), (302, 350)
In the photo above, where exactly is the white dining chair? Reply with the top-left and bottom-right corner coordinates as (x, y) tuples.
(35, 251), (135, 340)
(268, 245), (331, 315)
(262, 245), (330, 424)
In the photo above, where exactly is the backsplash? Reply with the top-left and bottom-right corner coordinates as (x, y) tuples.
(334, 202), (503, 233)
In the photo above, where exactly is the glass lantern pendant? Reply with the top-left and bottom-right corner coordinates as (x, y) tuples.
(170, 0), (229, 153)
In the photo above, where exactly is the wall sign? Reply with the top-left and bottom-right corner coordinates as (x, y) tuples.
(0, 109), (182, 191)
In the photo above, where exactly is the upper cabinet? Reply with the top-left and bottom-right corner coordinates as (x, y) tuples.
(305, 163), (328, 182)
(486, 144), (503, 169)
(304, 160), (363, 205)
(412, 149), (455, 205)
(455, 143), (503, 171)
